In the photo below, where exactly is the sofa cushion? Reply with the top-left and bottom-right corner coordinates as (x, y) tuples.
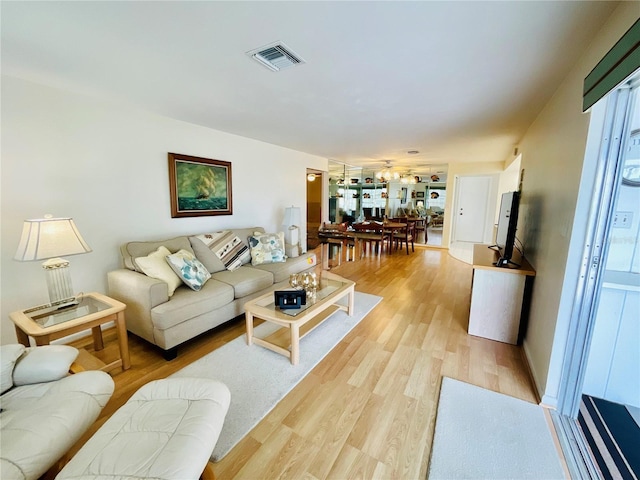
(0, 344), (26, 394)
(121, 237), (193, 272)
(211, 266), (274, 299)
(250, 252), (317, 283)
(166, 249), (211, 291)
(151, 279), (235, 331)
(189, 237), (226, 273)
(191, 231), (251, 272)
(13, 345), (78, 386)
(248, 232), (286, 266)
(135, 246), (183, 296)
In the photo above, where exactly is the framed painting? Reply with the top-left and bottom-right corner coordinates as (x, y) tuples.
(416, 191), (425, 199)
(168, 153), (233, 217)
(401, 187), (408, 204)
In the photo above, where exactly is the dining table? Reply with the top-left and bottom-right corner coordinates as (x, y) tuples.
(317, 220), (409, 268)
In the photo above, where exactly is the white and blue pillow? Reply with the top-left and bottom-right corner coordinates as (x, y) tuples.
(165, 249), (211, 291)
(248, 232), (287, 265)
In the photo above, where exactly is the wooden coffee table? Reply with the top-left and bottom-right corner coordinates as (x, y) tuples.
(244, 271), (355, 365)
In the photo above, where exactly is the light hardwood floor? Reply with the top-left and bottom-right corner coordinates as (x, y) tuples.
(62, 246), (538, 480)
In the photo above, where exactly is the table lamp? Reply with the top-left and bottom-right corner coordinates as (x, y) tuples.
(14, 215), (92, 305)
(282, 206), (302, 258)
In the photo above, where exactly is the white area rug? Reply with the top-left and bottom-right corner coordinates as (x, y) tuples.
(172, 291), (381, 461)
(448, 241), (474, 264)
(428, 377), (565, 479)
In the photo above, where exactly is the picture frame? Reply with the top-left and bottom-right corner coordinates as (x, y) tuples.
(401, 187), (408, 204)
(416, 191), (425, 198)
(168, 153), (233, 218)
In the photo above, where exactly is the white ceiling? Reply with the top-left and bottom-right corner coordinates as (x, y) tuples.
(2, 1), (617, 173)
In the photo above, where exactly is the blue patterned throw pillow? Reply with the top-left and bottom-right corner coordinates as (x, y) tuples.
(165, 249), (211, 291)
(248, 232), (287, 265)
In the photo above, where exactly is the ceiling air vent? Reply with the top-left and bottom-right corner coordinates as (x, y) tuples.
(247, 42), (305, 72)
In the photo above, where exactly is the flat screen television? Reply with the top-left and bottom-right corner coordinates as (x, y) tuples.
(492, 191), (520, 267)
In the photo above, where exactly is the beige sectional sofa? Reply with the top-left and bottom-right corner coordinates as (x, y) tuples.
(107, 227), (316, 359)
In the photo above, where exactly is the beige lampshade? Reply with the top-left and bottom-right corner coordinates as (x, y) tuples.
(14, 217), (92, 262)
(282, 206), (301, 228)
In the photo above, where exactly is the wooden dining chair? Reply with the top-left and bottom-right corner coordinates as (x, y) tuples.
(393, 220), (415, 254)
(320, 222), (349, 266)
(412, 217), (427, 244)
(352, 222), (389, 257)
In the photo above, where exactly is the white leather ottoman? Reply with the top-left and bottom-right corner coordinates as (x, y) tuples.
(56, 377), (230, 480)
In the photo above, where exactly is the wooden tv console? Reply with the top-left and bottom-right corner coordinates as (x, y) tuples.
(468, 244), (536, 345)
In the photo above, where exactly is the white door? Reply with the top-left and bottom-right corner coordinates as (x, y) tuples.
(452, 175), (493, 243)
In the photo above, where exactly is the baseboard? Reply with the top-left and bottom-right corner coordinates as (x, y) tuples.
(521, 341), (544, 405)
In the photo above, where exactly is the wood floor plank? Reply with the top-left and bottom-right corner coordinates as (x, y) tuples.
(61, 246), (540, 480)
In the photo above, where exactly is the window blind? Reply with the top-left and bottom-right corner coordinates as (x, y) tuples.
(583, 19), (640, 112)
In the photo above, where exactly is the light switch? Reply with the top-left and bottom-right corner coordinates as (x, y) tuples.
(612, 211), (632, 228)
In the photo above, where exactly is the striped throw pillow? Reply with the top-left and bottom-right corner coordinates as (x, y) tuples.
(195, 231), (251, 272)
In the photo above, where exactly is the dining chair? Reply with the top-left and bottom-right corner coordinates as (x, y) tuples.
(352, 222), (389, 258)
(393, 220), (415, 254)
(320, 222), (349, 266)
(410, 217), (427, 244)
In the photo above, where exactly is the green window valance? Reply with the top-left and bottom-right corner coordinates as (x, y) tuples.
(583, 19), (640, 111)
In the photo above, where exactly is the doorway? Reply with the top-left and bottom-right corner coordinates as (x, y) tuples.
(306, 169), (323, 250)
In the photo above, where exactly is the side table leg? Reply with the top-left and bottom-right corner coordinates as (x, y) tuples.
(245, 312), (254, 345)
(290, 325), (300, 365)
(347, 288), (355, 316)
(115, 312), (131, 370)
(321, 242), (329, 270)
(92, 326), (104, 351)
(35, 336), (51, 346)
(14, 327), (30, 347)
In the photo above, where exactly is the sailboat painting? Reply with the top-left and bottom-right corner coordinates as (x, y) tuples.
(168, 153), (233, 217)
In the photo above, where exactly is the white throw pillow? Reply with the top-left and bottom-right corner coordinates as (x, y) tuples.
(135, 246), (183, 296)
(13, 345), (79, 386)
(0, 344), (26, 394)
(166, 249), (211, 291)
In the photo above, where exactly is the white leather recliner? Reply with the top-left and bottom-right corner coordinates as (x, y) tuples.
(0, 344), (114, 480)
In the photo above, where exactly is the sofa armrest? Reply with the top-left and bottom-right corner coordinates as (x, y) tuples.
(108, 269), (169, 344)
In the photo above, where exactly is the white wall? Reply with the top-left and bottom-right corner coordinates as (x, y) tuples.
(1, 76), (328, 344)
(515, 3), (638, 405)
(496, 155), (521, 223)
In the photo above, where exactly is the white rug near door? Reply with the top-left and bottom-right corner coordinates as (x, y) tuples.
(428, 377), (565, 479)
(448, 241), (474, 264)
(171, 291), (381, 461)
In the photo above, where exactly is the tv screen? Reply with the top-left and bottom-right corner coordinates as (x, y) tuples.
(494, 191), (520, 267)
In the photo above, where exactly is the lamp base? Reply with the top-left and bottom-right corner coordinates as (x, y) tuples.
(42, 258), (75, 303)
(285, 244), (300, 258)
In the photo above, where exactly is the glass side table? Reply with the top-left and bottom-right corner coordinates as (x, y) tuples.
(9, 292), (130, 373)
